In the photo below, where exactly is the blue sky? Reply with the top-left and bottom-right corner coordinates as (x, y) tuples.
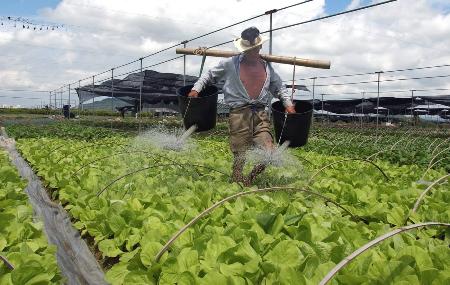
(2, 0), (449, 17)
(325, 0), (357, 14)
(1, 0), (60, 16)
(2, 0), (365, 16)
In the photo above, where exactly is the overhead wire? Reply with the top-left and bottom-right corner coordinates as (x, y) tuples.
(317, 87), (450, 96)
(277, 0), (315, 12)
(58, 1), (315, 89)
(0, 95), (46, 100)
(15, 0), (439, 109)
(4, 0), (423, 110)
(306, 74), (450, 88)
(51, 0), (441, 98)
(59, 2), (208, 28)
(0, 16), (63, 30)
(309, 92), (450, 99)
(0, 88), (49, 93)
(168, 1), (400, 68)
(187, 0), (314, 43)
(288, 64), (450, 81)
(264, 0), (397, 33)
(81, 55), (187, 87)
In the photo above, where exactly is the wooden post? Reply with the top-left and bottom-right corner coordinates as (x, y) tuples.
(176, 48), (331, 69)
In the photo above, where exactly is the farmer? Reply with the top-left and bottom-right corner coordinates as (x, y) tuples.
(188, 27), (295, 185)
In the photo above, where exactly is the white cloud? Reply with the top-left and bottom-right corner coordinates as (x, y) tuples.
(0, 31), (14, 45)
(0, 70), (35, 89)
(1, 0), (449, 106)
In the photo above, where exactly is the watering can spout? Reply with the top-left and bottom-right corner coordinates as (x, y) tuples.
(277, 140), (291, 154)
(179, 124), (198, 142)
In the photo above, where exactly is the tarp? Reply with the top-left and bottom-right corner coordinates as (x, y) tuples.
(76, 70), (199, 105)
(76, 69), (449, 118)
(0, 128), (107, 285)
(420, 95), (450, 107)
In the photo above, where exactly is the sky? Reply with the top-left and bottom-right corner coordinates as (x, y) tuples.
(1, 0), (450, 107)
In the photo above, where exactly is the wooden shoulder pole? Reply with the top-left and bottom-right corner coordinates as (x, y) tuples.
(175, 47), (331, 69)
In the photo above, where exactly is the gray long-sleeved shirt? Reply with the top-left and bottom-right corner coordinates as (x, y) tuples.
(192, 54), (293, 109)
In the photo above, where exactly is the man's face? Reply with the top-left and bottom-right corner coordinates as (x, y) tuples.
(245, 45), (262, 56)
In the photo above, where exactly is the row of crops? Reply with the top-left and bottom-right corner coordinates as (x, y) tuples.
(0, 149), (63, 284)
(1, 120), (449, 284)
(304, 126), (449, 172)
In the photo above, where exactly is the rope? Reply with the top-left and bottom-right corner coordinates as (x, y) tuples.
(278, 58), (295, 146)
(182, 47), (208, 125)
(198, 53), (207, 77)
(182, 96), (192, 122)
(290, 56), (296, 101)
(277, 113), (288, 147)
(193, 47), (208, 56)
(276, 57), (297, 146)
(278, 56), (297, 146)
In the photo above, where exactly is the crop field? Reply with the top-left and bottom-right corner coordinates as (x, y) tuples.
(1, 119), (449, 284)
(0, 148), (63, 284)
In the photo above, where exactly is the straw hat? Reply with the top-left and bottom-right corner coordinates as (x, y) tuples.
(233, 27), (269, 52)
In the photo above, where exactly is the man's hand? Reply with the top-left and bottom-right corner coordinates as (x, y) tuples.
(285, 105), (296, 114)
(187, 90), (199, 98)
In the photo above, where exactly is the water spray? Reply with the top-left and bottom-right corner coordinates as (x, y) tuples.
(133, 124), (198, 152)
(247, 140), (292, 167)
